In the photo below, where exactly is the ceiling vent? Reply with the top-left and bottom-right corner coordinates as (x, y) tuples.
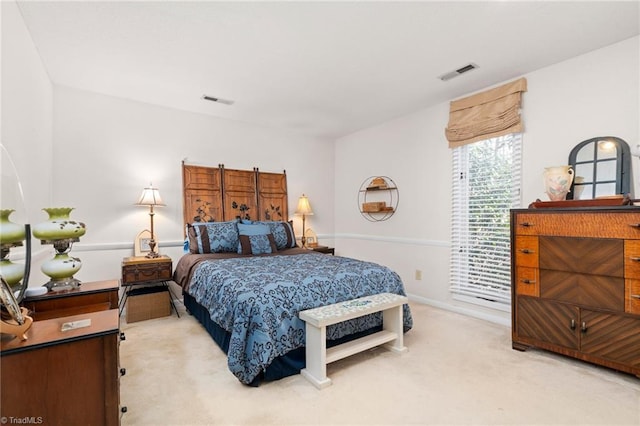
(202, 95), (234, 105)
(438, 63), (479, 82)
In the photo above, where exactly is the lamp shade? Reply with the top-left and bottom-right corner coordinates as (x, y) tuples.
(136, 184), (166, 207)
(294, 194), (314, 216)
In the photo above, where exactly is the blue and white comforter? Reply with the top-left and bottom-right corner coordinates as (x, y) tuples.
(189, 252), (413, 384)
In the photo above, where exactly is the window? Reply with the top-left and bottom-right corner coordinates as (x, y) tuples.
(450, 133), (522, 308)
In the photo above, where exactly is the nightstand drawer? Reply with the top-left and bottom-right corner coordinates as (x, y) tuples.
(121, 256), (172, 285)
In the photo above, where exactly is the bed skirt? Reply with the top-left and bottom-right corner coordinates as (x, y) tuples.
(183, 292), (382, 386)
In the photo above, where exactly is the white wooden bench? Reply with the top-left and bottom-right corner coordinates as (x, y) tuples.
(299, 292), (408, 389)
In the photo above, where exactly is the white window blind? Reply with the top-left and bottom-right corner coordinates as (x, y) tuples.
(450, 133), (522, 306)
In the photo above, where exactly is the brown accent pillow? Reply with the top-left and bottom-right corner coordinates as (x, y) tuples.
(238, 233), (278, 255)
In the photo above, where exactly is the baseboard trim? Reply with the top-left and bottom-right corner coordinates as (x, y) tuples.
(406, 293), (511, 327)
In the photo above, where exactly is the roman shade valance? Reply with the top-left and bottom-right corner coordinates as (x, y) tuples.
(445, 77), (527, 148)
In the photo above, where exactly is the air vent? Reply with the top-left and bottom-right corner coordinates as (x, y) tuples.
(202, 95), (234, 105)
(438, 63), (479, 81)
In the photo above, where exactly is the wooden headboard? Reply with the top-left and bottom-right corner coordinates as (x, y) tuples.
(182, 162), (288, 227)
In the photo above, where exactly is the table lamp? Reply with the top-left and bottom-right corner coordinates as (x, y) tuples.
(294, 194), (314, 248)
(32, 207), (86, 291)
(136, 183), (165, 258)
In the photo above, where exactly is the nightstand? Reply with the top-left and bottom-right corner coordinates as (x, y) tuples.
(310, 246), (335, 255)
(120, 255), (179, 320)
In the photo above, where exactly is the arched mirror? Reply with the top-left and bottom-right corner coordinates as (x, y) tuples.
(567, 136), (632, 200)
(0, 143), (32, 338)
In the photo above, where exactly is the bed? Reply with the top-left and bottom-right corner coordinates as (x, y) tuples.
(175, 164), (413, 386)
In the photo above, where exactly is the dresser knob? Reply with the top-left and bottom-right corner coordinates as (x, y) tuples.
(521, 279), (536, 285)
(581, 322), (588, 333)
(519, 249), (535, 254)
(631, 294), (640, 299)
(570, 319), (576, 330)
(629, 223), (640, 228)
(520, 222), (534, 227)
(630, 257), (640, 262)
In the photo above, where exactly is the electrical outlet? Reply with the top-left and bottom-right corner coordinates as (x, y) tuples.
(415, 269), (422, 280)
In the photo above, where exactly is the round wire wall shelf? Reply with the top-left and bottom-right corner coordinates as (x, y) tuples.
(357, 176), (399, 222)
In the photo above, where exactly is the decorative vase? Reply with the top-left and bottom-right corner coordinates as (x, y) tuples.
(32, 207), (86, 241)
(0, 209), (25, 245)
(544, 166), (574, 201)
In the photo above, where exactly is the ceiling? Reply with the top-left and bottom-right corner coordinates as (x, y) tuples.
(15, 1), (640, 139)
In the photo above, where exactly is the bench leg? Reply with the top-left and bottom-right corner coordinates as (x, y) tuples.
(383, 305), (408, 353)
(301, 324), (332, 389)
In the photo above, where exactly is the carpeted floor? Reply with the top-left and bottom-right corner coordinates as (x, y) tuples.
(119, 300), (640, 425)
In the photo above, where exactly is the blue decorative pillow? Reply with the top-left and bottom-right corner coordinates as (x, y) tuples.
(247, 221), (297, 250)
(189, 221), (239, 253)
(237, 223), (270, 236)
(237, 223), (278, 255)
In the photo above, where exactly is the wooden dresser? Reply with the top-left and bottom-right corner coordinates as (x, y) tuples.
(1, 280), (125, 425)
(511, 207), (640, 377)
(21, 279), (119, 321)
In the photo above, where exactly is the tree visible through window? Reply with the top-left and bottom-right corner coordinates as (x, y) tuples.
(450, 133), (522, 307)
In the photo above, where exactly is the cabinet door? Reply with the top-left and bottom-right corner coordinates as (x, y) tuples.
(517, 296), (579, 350)
(580, 310), (640, 369)
(1, 333), (119, 425)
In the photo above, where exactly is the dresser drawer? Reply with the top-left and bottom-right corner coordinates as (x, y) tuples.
(624, 240), (640, 278)
(516, 267), (539, 297)
(540, 270), (624, 312)
(122, 262), (171, 285)
(539, 236), (623, 277)
(513, 212), (640, 239)
(514, 236), (539, 268)
(626, 279), (640, 314)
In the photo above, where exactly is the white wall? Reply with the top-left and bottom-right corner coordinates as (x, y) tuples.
(51, 87), (335, 282)
(1, 1), (54, 280)
(4, 0), (638, 325)
(334, 36), (640, 324)
(2, 1), (335, 287)
(1, 1), (53, 221)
